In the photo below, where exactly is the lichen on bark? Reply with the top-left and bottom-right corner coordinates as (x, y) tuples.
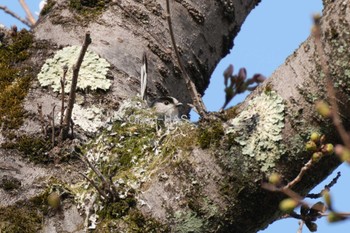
(226, 90), (285, 172)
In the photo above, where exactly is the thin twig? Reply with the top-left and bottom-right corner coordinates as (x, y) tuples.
(284, 159), (314, 190)
(37, 103), (47, 136)
(306, 172), (341, 198)
(60, 32), (91, 141)
(297, 220), (304, 233)
(18, 0), (36, 25)
(51, 104), (56, 146)
(70, 119), (74, 138)
(79, 172), (108, 200)
(60, 65), (68, 128)
(313, 15), (350, 148)
(79, 155), (110, 191)
(165, 0), (207, 118)
(0, 4), (32, 27)
(262, 183), (304, 204)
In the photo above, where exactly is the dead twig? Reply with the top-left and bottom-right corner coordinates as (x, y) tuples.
(37, 103), (47, 136)
(60, 32), (91, 141)
(79, 172), (108, 200)
(18, 0), (36, 26)
(284, 159), (314, 190)
(79, 154), (119, 202)
(51, 104), (56, 146)
(165, 0), (207, 118)
(0, 4), (32, 27)
(60, 65), (68, 129)
(306, 172), (341, 199)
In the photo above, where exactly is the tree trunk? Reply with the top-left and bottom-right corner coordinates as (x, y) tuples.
(1, 0), (349, 232)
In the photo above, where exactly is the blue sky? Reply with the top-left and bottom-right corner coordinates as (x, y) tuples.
(1, 1), (350, 232)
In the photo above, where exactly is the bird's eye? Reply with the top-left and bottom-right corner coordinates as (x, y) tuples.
(164, 101), (169, 105)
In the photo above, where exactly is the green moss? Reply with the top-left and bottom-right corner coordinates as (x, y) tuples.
(161, 123), (198, 156)
(0, 205), (42, 233)
(99, 196), (136, 219)
(40, 0), (56, 16)
(0, 194), (48, 233)
(198, 119), (224, 149)
(29, 189), (51, 215)
(125, 209), (169, 232)
(77, 101), (200, 231)
(0, 182), (69, 233)
(69, 0), (111, 17)
(2, 135), (53, 164)
(0, 176), (21, 191)
(97, 208), (169, 233)
(108, 122), (157, 171)
(0, 30), (34, 131)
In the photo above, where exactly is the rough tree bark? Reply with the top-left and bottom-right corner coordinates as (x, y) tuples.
(1, 0), (350, 232)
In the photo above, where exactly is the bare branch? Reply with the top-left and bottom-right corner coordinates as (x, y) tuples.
(60, 32), (91, 141)
(79, 172), (108, 200)
(306, 172), (341, 198)
(51, 104), (56, 146)
(0, 4), (32, 27)
(18, 0), (36, 25)
(165, 0), (207, 118)
(284, 159), (314, 190)
(60, 65), (68, 129)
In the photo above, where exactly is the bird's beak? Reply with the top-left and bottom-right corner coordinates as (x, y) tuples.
(176, 102), (183, 107)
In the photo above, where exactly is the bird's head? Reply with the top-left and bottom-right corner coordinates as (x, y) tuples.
(150, 96), (183, 118)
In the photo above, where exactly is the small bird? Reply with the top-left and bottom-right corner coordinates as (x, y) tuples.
(150, 96), (183, 118)
(140, 53), (183, 119)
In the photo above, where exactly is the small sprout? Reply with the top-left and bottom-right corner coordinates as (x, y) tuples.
(221, 64), (265, 110)
(312, 152), (323, 162)
(316, 101), (331, 118)
(47, 192), (61, 209)
(237, 68), (247, 82)
(223, 64), (233, 82)
(327, 211), (346, 223)
(322, 190), (332, 208)
(268, 173), (282, 185)
(310, 132), (321, 143)
(279, 198), (298, 213)
(305, 141), (317, 152)
(323, 143), (334, 155)
(252, 74), (266, 83)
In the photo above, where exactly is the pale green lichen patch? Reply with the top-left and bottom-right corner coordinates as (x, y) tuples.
(56, 104), (108, 133)
(37, 46), (111, 93)
(226, 91), (285, 172)
(173, 211), (204, 233)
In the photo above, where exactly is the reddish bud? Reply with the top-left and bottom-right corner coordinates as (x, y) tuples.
(252, 74), (266, 83)
(223, 65), (234, 86)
